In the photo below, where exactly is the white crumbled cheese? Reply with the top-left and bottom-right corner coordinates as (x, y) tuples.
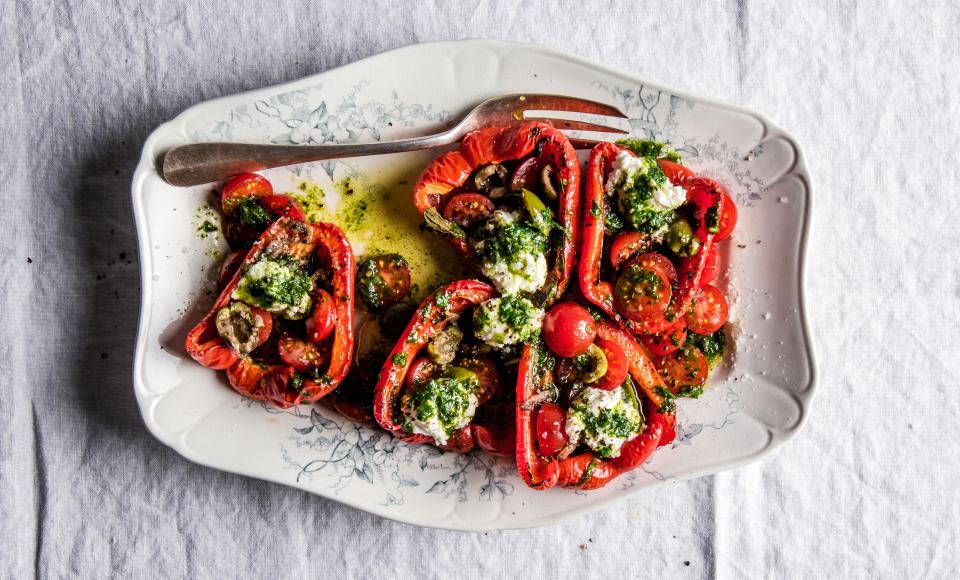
(565, 386), (642, 459)
(232, 259), (313, 320)
(472, 210), (548, 295)
(472, 296), (544, 348)
(605, 150), (686, 210)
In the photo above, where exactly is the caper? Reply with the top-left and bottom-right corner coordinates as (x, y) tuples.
(666, 219), (700, 257)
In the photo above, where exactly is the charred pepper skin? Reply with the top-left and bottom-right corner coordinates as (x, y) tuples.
(372, 280), (513, 454)
(185, 217), (356, 408)
(516, 318), (677, 490)
(413, 122), (581, 308)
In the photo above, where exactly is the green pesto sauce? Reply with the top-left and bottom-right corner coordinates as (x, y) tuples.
(235, 198), (273, 230)
(234, 258), (312, 309)
(685, 327), (727, 368)
(289, 174), (461, 303)
(406, 376), (477, 435)
(193, 204), (220, 240)
(616, 138), (683, 163)
(570, 396), (641, 459)
(621, 263), (664, 301)
(476, 220), (547, 266)
(498, 295), (537, 329)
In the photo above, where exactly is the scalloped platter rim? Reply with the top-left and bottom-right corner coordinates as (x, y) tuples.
(131, 40), (817, 531)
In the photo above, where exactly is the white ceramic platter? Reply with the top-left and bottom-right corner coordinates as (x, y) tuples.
(132, 40), (816, 531)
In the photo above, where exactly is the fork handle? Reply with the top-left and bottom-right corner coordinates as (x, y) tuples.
(161, 131), (459, 187)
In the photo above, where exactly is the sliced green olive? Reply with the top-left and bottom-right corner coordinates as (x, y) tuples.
(474, 163), (507, 193)
(427, 326), (463, 365)
(666, 218), (701, 257)
(574, 343), (608, 384)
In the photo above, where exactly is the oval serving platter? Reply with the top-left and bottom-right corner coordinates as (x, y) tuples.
(131, 40), (816, 531)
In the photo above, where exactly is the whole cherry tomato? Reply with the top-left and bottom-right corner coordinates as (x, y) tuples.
(542, 302), (597, 358)
(220, 173), (272, 215)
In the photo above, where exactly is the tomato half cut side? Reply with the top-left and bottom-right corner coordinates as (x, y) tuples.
(535, 402), (569, 458)
(226, 358), (269, 396)
(609, 231), (653, 271)
(613, 253), (675, 322)
(594, 337), (629, 390)
(684, 285), (729, 335)
(542, 302), (597, 358)
(261, 194), (306, 222)
(656, 347), (708, 392)
(278, 333), (330, 372)
(221, 173), (273, 215)
(305, 288), (336, 343)
(442, 193), (495, 230)
(640, 321), (688, 356)
(406, 357), (441, 390)
(357, 254), (412, 311)
(715, 192), (737, 242)
(457, 356), (500, 405)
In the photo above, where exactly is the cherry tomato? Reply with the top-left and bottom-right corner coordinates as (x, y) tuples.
(542, 302), (597, 358)
(614, 253), (675, 322)
(656, 346), (708, 391)
(684, 285), (729, 335)
(700, 244), (721, 286)
(442, 193), (495, 230)
(685, 177), (724, 240)
(223, 217), (259, 249)
(640, 321), (687, 356)
(715, 192), (737, 242)
(656, 159), (695, 186)
(226, 358), (269, 396)
(535, 402), (569, 458)
(305, 288), (336, 343)
(278, 333), (330, 372)
(609, 231), (652, 271)
(457, 356), (500, 404)
(261, 365), (300, 408)
(509, 157), (542, 191)
(220, 173), (272, 215)
(218, 250), (246, 289)
(406, 357), (441, 390)
(594, 337), (629, 390)
(357, 254), (412, 311)
(260, 194), (306, 221)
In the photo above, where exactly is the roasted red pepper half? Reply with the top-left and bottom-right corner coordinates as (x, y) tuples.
(413, 122), (581, 306)
(185, 217), (355, 408)
(372, 280), (514, 454)
(516, 318), (676, 490)
(579, 142), (728, 335)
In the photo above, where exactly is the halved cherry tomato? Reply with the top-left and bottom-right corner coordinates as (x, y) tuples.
(594, 337), (629, 390)
(542, 302), (597, 358)
(715, 192), (737, 242)
(218, 251), (246, 289)
(457, 356), (500, 404)
(640, 321), (688, 356)
(442, 193), (495, 230)
(614, 253), (675, 322)
(260, 194), (306, 221)
(305, 288), (336, 343)
(406, 357), (441, 390)
(357, 254), (412, 311)
(700, 244), (721, 286)
(221, 173), (272, 215)
(684, 285), (729, 335)
(609, 231), (653, 271)
(535, 402), (569, 457)
(657, 159), (696, 186)
(656, 346), (708, 391)
(261, 365), (300, 407)
(278, 333), (330, 372)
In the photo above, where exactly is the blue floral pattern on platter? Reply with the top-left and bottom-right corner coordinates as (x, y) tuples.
(209, 79), (745, 507)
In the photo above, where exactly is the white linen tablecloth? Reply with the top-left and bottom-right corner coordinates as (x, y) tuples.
(2, 1), (958, 577)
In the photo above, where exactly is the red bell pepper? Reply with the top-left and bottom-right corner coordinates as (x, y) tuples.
(413, 122), (581, 306)
(185, 217), (355, 408)
(372, 280), (514, 454)
(516, 318), (676, 490)
(579, 143), (726, 336)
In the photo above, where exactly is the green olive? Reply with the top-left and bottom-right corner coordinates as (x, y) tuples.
(427, 326), (463, 365)
(540, 164), (559, 201)
(444, 366), (478, 384)
(666, 219), (700, 257)
(574, 343), (608, 384)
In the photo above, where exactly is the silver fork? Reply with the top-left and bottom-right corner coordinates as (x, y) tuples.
(161, 94), (628, 187)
